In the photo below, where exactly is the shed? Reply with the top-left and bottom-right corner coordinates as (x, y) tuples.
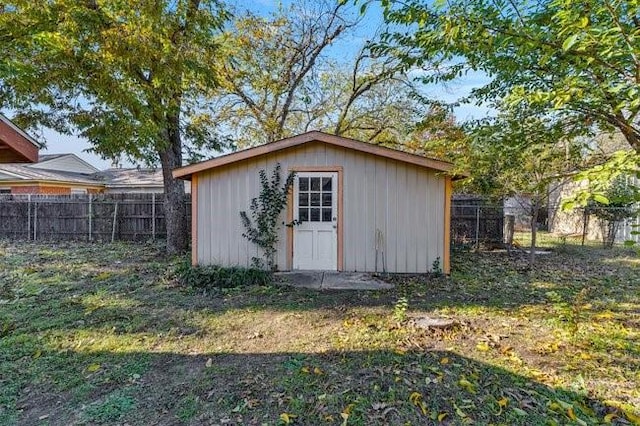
(173, 131), (454, 274)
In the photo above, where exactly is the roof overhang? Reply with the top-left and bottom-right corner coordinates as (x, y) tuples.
(0, 115), (40, 163)
(173, 131), (458, 180)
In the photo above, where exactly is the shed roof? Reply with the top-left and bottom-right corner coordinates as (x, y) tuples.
(173, 131), (455, 180)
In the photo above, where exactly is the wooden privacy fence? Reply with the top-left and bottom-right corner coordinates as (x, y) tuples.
(1, 193), (501, 246)
(0, 193), (191, 242)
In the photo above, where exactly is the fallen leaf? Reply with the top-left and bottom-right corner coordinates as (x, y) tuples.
(409, 392), (422, 405)
(476, 341), (490, 351)
(279, 412), (297, 424)
(205, 358), (213, 368)
(86, 363), (101, 373)
(437, 412), (448, 422)
(313, 367), (323, 375)
(497, 397), (509, 408)
(458, 378), (476, 393)
(440, 357), (449, 364)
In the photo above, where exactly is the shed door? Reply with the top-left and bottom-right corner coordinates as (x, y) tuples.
(293, 172), (338, 270)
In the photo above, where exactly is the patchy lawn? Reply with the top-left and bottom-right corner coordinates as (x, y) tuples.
(0, 236), (638, 425)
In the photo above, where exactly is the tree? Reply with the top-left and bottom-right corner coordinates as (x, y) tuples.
(0, 0), (229, 254)
(466, 103), (585, 267)
(213, 1), (359, 147)
(380, 0), (640, 152)
(212, 2), (445, 149)
(588, 177), (639, 248)
(296, 49), (426, 146)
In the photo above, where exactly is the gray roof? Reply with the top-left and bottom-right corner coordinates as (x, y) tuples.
(0, 163), (101, 185)
(92, 168), (164, 188)
(38, 154), (68, 161)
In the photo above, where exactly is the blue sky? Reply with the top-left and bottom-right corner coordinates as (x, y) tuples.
(37, 0), (490, 169)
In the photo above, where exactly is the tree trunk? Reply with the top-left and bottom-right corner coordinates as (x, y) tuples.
(159, 114), (188, 255)
(529, 204), (539, 269)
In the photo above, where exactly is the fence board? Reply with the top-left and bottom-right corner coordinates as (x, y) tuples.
(0, 194), (191, 242)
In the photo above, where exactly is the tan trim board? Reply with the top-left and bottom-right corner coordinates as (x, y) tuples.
(287, 166), (344, 271)
(337, 169), (344, 271)
(173, 131), (454, 179)
(191, 174), (198, 266)
(286, 186), (294, 271)
(443, 176), (452, 275)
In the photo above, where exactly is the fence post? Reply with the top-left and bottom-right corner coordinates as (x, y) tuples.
(475, 206), (481, 250)
(151, 192), (156, 240)
(33, 199), (37, 241)
(111, 202), (118, 243)
(88, 194), (93, 242)
(27, 194), (31, 241)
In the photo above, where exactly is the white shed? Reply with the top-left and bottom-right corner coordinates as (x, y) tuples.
(173, 131), (454, 274)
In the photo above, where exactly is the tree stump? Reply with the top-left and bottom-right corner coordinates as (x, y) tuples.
(413, 316), (458, 330)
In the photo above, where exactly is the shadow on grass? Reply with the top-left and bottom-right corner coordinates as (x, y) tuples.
(5, 348), (630, 425)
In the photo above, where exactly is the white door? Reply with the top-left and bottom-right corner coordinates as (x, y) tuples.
(293, 172), (338, 270)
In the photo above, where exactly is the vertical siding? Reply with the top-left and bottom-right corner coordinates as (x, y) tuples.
(197, 142), (445, 273)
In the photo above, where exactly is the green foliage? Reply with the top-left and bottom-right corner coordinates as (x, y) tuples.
(381, 0), (640, 154)
(392, 297), (409, 323)
(0, 0), (230, 162)
(83, 389), (137, 424)
(588, 177), (639, 248)
(240, 163), (295, 270)
(176, 261), (272, 290)
(431, 256), (443, 276)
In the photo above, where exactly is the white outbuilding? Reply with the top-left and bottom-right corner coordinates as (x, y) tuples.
(173, 131), (454, 274)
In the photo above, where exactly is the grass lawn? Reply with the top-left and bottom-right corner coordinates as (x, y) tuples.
(0, 235), (638, 425)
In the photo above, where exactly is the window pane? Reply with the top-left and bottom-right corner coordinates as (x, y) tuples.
(310, 208), (320, 221)
(322, 208), (332, 222)
(298, 208), (309, 222)
(322, 177), (332, 191)
(322, 193), (332, 207)
(310, 177), (321, 191)
(310, 192), (320, 206)
(299, 177), (309, 191)
(299, 193), (309, 207)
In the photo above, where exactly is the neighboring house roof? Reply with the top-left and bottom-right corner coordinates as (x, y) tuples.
(173, 131), (455, 179)
(0, 114), (40, 163)
(0, 163), (103, 187)
(93, 168), (164, 189)
(30, 153), (100, 174)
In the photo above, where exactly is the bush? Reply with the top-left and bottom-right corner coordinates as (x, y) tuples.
(176, 261), (272, 290)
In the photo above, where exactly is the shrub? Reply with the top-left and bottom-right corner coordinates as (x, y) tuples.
(176, 260), (272, 290)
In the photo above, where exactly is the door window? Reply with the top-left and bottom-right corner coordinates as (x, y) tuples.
(298, 176), (333, 222)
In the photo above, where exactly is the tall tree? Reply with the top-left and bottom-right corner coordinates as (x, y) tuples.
(296, 49), (425, 145)
(212, 2), (444, 149)
(380, 0), (640, 153)
(214, 1), (359, 147)
(0, 0), (229, 254)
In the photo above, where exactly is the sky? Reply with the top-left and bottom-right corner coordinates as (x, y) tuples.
(32, 0), (491, 170)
